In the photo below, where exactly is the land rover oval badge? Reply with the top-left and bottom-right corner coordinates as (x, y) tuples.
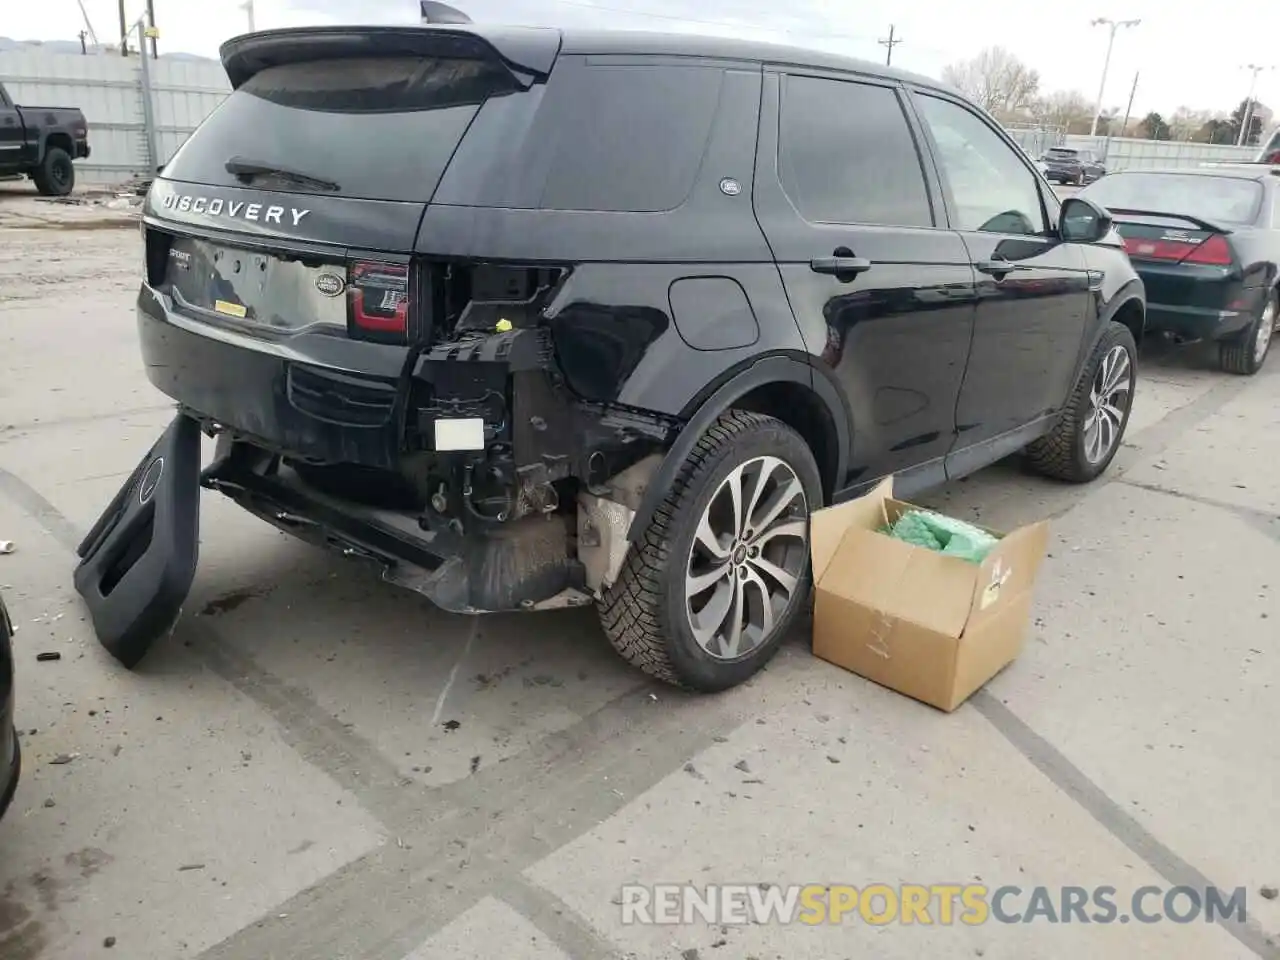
(314, 273), (346, 297)
(138, 457), (164, 505)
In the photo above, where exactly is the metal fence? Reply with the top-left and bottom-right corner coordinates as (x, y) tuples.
(0, 47), (229, 184)
(1004, 123), (1258, 170)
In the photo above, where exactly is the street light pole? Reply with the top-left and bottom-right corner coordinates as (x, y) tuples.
(1089, 16), (1141, 138)
(1238, 64), (1273, 147)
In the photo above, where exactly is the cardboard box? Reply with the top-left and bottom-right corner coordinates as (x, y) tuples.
(810, 478), (1049, 712)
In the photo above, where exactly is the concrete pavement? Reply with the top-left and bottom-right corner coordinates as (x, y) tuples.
(0, 217), (1277, 960)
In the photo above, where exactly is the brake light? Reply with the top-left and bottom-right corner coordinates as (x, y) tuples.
(348, 260), (409, 338)
(1122, 233), (1233, 266)
(1182, 234), (1233, 265)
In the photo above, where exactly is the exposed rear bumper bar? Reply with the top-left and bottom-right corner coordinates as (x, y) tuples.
(201, 437), (591, 614)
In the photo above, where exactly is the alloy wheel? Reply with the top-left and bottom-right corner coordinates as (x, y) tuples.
(1082, 344), (1133, 464)
(685, 456), (809, 661)
(1254, 299), (1276, 364)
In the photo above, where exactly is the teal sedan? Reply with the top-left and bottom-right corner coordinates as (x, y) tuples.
(1079, 164), (1280, 375)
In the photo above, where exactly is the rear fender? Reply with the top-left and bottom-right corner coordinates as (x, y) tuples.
(624, 355), (849, 542)
(73, 412), (201, 668)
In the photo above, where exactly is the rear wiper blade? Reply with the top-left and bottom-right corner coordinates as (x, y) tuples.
(225, 157), (340, 192)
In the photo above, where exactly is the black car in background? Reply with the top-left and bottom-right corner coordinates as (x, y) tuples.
(1042, 147), (1106, 185)
(0, 80), (92, 197)
(73, 24), (1146, 693)
(0, 591), (18, 823)
(1079, 164), (1280, 374)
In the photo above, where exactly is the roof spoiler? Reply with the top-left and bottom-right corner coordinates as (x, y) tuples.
(219, 24), (560, 91)
(1104, 207), (1234, 235)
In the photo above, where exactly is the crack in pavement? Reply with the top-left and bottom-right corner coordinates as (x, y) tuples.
(0, 465), (84, 552)
(490, 875), (630, 960)
(1116, 478), (1280, 544)
(972, 692), (1280, 960)
(0, 403), (175, 437)
(194, 655), (811, 960)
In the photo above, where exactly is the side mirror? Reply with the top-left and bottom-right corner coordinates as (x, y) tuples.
(1059, 196), (1112, 243)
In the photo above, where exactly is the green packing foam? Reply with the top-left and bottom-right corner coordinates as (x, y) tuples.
(883, 509), (999, 564)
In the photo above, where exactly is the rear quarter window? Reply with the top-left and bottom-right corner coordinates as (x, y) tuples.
(533, 57), (725, 213)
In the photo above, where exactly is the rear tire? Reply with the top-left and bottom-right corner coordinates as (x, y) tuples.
(1219, 291), (1276, 376)
(1025, 321), (1137, 483)
(597, 410), (821, 692)
(32, 146), (75, 197)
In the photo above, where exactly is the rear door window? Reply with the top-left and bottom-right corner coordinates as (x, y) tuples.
(160, 56), (524, 203)
(777, 75), (934, 228)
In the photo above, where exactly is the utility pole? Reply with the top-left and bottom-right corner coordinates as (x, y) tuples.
(1238, 63), (1274, 147)
(117, 0), (129, 55)
(878, 25), (902, 66)
(146, 0), (157, 58)
(241, 0), (257, 32)
(1119, 70), (1139, 136)
(1089, 16), (1140, 137)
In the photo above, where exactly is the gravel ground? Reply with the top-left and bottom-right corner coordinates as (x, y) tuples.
(0, 209), (1278, 960)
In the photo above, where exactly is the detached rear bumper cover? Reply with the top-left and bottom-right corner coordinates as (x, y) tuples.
(73, 413), (201, 668)
(73, 409), (598, 666)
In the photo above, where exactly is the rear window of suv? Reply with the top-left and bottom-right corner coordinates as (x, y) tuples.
(163, 52), (726, 214)
(160, 56), (522, 203)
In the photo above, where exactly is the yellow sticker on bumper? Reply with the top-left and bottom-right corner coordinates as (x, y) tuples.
(214, 299), (247, 318)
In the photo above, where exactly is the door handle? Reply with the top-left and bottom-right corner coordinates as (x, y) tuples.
(975, 259), (1017, 279)
(810, 256), (872, 278)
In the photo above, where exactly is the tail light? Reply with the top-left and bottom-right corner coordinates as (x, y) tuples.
(348, 260), (410, 340)
(1181, 234), (1233, 266)
(1122, 233), (1233, 266)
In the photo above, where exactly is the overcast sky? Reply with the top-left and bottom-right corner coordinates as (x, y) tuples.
(7, 0), (1277, 120)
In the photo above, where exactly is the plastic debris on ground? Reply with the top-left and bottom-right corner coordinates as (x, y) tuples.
(878, 509), (1000, 563)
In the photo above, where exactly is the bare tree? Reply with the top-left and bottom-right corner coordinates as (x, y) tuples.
(1032, 89), (1093, 134)
(941, 46), (1041, 120)
(1169, 106), (1212, 141)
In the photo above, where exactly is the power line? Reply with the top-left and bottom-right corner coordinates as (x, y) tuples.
(878, 24), (902, 66)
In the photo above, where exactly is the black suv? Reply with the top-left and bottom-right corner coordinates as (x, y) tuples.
(74, 24), (1145, 692)
(1042, 147), (1107, 185)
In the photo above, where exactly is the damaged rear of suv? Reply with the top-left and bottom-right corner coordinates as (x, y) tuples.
(75, 23), (1143, 692)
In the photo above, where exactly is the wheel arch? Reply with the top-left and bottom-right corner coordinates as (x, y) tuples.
(624, 355), (849, 542)
(42, 131), (74, 156)
(1091, 283), (1145, 358)
(1108, 294), (1146, 348)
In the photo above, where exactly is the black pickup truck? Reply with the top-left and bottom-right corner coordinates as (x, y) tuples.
(0, 80), (91, 196)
